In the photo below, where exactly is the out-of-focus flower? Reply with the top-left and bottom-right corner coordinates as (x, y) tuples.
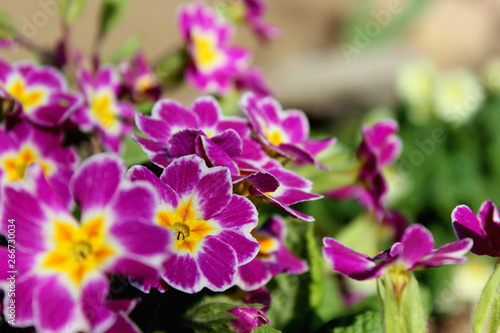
(229, 306), (270, 333)
(135, 96), (249, 168)
(433, 69), (484, 126)
(241, 92), (335, 169)
(240, 0), (280, 41)
(235, 67), (273, 97)
(120, 52), (162, 103)
(452, 200), (500, 257)
(323, 224), (472, 282)
(71, 66), (136, 153)
(0, 154), (171, 332)
(178, 2), (251, 94)
(236, 215), (308, 291)
(0, 58), (81, 127)
(0, 119), (78, 207)
(127, 155), (260, 294)
(396, 59), (436, 125)
(243, 287), (271, 311)
(327, 120), (401, 222)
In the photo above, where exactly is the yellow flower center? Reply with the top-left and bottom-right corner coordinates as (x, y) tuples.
(191, 29), (224, 73)
(254, 232), (279, 257)
(135, 75), (156, 93)
(6, 79), (44, 112)
(157, 200), (215, 253)
(2, 146), (51, 182)
(266, 128), (286, 147)
(90, 93), (117, 130)
(387, 261), (410, 298)
(43, 216), (115, 286)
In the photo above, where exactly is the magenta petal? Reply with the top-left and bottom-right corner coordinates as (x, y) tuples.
(418, 239), (472, 268)
(127, 165), (178, 207)
(322, 237), (382, 280)
(210, 129), (243, 157)
(105, 314), (141, 333)
(33, 276), (82, 332)
(236, 259), (272, 291)
(195, 135), (239, 176)
(191, 95), (221, 128)
(399, 225), (435, 268)
(217, 230), (259, 266)
(169, 129), (204, 157)
(81, 275), (115, 332)
(4, 274), (38, 327)
(198, 237), (238, 291)
(479, 200), (500, 251)
(129, 275), (169, 294)
(194, 165), (232, 219)
(281, 110), (309, 143)
(162, 254), (202, 294)
(135, 113), (170, 144)
(110, 221), (170, 256)
(71, 154), (125, 211)
(153, 99), (198, 129)
(108, 257), (157, 279)
(110, 184), (158, 225)
(211, 195), (258, 231)
(161, 155), (205, 198)
(452, 204), (491, 255)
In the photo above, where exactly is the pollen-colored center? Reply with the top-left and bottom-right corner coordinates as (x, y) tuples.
(43, 216), (115, 286)
(266, 129), (286, 147)
(90, 93), (117, 130)
(135, 75), (156, 93)
(191, 29), (224, 73)
(157, 200), (215, 253)
(2, 146), (51, 182)
(6, 79), (44, 112)
(253, 231), (279, 258)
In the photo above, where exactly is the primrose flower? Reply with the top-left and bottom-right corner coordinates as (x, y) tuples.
(236, 215), (308, 291)
(322, 224), (472, 282)
(119, 52), (162, 103)
(71, 66), (135, 153)
(240, 0), (280, 42)
(178, 2), (251, 94)
(240, 92), (335, 169)
(358, 120), (402, 168)
(235, 67), (273, 97)
(0, 58), (81, 127)
(229, 306), (270, 333)
(128, 155), (260, 294)
(452, 200), (500, 256)
(0, 119), (78, 207)
(135, 96), (249, 168)
(0, 154), (171, 332)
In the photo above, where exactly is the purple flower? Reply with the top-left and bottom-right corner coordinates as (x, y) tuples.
(127, 155), (260, 294)
(71, 66), (136, 153)
(236, 215), (308, 291)
(358, 120), (402, 168)
(0, 58), (81, 127)
(229, 307), (270, 333)
(234, 67), (273, 97)
(135, 96), (249, 168)
(327, 120), (401, 221)
(0, 154), (171, 332)
(323, 224), (472, 281)
(0, 119), (78, 207)
(119, 52), (162, 103)
(240, 0), (280, 42)
(178, 2), (251, 94)
(452, 200), (500, 256)
(240, 92), (335, 169)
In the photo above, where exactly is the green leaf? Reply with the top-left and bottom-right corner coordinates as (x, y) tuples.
(377, 271), (426, 333)
(154, 49), (189, 90)
(472, 260), (500, 333)
(335, 213), (379, 257)
(99, 0), (131, 38)
(107, 35), (141, 64)
(123, 135), (148, 167)
(306, 224), (324, 309)
(186, 302), (238, 333)
(59, 0), (88, 24)
(331, 311), (383, 333)
(253, 325), (282, 333)
(0, 7), (15, 38)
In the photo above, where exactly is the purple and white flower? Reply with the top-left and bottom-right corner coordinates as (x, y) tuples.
(119, 52), (162, 103)
(71, 66), (136, 153)
(0, 119), (78, 207)
(240, 92), (335, 169)
(229, 306), (270, 333)
(0, 58), (81, 127)
(236, 215), (308, 291)
(0, 154), (171, 332)
(239, 0), (280, 42)
(452, 200), (500, 257)
(322, 224), (472, 281)
(128, 155), (260, 294)
(135, 96), (249, 168)
(358, 120), (402, 168)
(178, 2), (251, 94)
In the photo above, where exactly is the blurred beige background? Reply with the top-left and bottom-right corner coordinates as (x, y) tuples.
(2, 0), (500, 121)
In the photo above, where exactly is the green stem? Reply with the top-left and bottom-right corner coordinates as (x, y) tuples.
(473, 258), (500, 333)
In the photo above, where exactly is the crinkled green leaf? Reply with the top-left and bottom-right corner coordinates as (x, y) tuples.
(472, 260), (500, 333)
(123, 135), (148, 167)
(59, 0), (87, 24)
(186, 302), (237, 333)
(331, 311), (383, 333)
(0, 7), (15, 38)
(99, 0), (131, 37)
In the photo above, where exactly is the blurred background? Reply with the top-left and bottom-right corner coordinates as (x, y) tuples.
(3, 1), (500, 332)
